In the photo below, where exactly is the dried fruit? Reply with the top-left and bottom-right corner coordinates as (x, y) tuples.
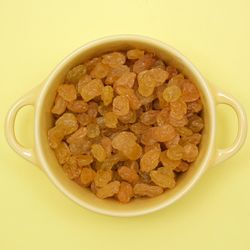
(116, 86), (141, 110)
(136, 90), (156, 105)
(180, 133), (201, 145)
(58, 84), (77, 102)
(169, 115), (188, 127)
(133, 54), (155, 73)
(62, 156), (82, 179)
(162, 85), (181, 102)
(140, 128), (157, 145)
(144, 143), (161, 153)
(127, 49), (144, 59)
(182, 143), (198, 162)
(87, 101), (98, 120)
(149, 68), (169, 85)
(156, 84), (169, 108)
(96, 117), (105, 128)
(100, 137), (112, 157)
(174, 161), (189, 172)
(130, 122), (149, 135)
(94, 168), (113, 187)
(102, 52), (126, 68)
(170, 100), (187, 120)
(166, 65), (178, 79)
(160, 150), (181, 169)
(66, 65), (86, 84)
(97, 103), (110, 116)
(112, 131), (137, 151)
(48, 126), (65, 149)
(150, 167), (175, 188)
(151, 124), (176, 142)
(117, 182), (133, 203)
(182, 80), (200, 102)
(66, 127), (87, 144)
(156, 107), (170, 126)
(96, 181), (120, 199)
(86, 57), (101, 73)
(168, 74), (184, 88)
(105, 65), (130, 84)
(140, 148), (160, 172)
(187, 99), (203, 113)
(77, 74), (92, 94)
(115, 72), (136, 88)
(87, 123), (100, 138)
(55, 113), (78, 135)
(91, 144), (107, 162)
(81, 79), (104, 102)
(175, 126), (193, 137)
(67, 100), (88, 113)
(140, 110), (159, 125)
(80, 167), (96, 186)
(104, 112), (118, 128)
(167, 144), (183, 160)
(134, 183), (163, 197)
(112, 95), (130, 116)
(138, 171), (151, 184)
(90, 62), (110, 79)
(118, 110), (137, 124)
(101, 86), (114, 106)
(153, 60), (166, 70)
(77, 113), (90, 126)
(188, 114), (204, 132)
(124, 143), (142, 160)
(164, 134), (180, 148)
(76, 154), (93, 167)
(54, 142), (71, 164)
(138, 70), (156, 97)
(118, 166), (139, 183)
(68, 137), (91, 155)
(51, 95), (67, 115)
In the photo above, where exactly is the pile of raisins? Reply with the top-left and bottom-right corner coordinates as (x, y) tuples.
(48, 49), (204, 203)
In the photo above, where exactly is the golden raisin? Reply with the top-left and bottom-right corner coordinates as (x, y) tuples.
(140, 148), (161, 172)
(117, 182), (133, 203)
(104, 112), (118, 128)
(150, 167), (176, 188)
(134, 183), (163, 197)
(118, 166), (139, 184)
(112, 95), (130, 116)
(90, 62), (110, 79)
(102, 52), (126, 68)
(80, 167), (96, 186)
(51, 95), (67, 115)
(58, 84), (77, 102)
(91, 144), (107, 162)
(127, 49), (144, 59)
(96, 181), (120, 199)
(76, 154), (93, 167)
(101, 86), (114, 106)
(81, 79), (104, 102)
(94, 168), (113, 187)
(66, 65), (86, 84)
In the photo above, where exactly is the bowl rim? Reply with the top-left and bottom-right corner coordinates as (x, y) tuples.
(35, 34), (216, 217)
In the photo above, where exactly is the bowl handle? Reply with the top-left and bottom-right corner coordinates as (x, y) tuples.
(214, 90), (248, 165)
(5, 85), (41, 165)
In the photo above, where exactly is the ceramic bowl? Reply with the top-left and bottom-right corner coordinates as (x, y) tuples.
(5, 35), (247, 217)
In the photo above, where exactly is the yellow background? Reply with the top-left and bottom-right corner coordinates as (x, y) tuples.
(1, 0), (250, 249)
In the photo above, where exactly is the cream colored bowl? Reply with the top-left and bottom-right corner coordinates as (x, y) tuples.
(5, 35), (248, 217)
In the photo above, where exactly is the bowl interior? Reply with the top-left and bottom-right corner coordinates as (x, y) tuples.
(36, 36), (215, 216)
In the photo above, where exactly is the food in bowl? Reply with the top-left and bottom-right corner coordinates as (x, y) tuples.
(48, 49), (204, 203)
